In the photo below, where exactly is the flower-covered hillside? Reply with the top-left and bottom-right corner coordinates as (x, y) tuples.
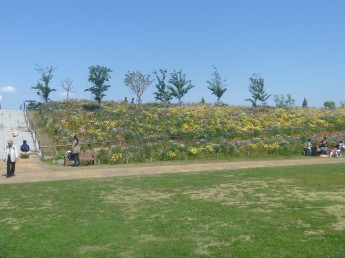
(37, 100), (345, 163)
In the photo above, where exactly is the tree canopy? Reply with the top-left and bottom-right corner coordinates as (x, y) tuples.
(85, 65), (112, 108)
(207, 65), (227, 103)
(245, 73), (270, 107)
(31, 65), (56, 103)
(60, 78), (74, 100)
(273, 94), (295, 108)
(124, 71), (154, 104)
(153, 69), (173, 104)
(302, 97), (308, 108)
(324, 101), (336, 109)
(168, 70), (194, 104)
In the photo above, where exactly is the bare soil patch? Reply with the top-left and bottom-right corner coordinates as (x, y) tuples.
(1, 156), (345, 185)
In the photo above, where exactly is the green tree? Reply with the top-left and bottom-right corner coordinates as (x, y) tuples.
(302, 97), (308, 107)
(285, 94), (295, 108)
(153, 69), (172, 104)
(31, 65), (56, 102)
(207, 65), (227, 104)
(85, 65), (112, 108)
(273, 94), (295, 108)
(168, 70), (194, 104)
(26, 100), (41, 110)
(273, 94), (286, 107)
(324, 101), (336, 109)
(245, 73), (270, 107)
(124, 71), (154, 105)
(340, 101), (345, 108)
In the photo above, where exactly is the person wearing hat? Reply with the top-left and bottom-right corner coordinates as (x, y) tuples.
(3, 139), (19, 178)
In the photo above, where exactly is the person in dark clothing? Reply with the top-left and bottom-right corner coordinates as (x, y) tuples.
(72, 135), (81, 167)
(320, 137), (328, 155)
(20, 140), (30, 152)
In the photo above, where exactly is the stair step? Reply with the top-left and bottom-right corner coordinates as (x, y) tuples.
(0, 110), (37, 154)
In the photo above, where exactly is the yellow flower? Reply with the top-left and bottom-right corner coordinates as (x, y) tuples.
(205, 145), (214, 153)
(165, 151), (177, 160)
(188, 147), (203, 155)
(111, 153), (123, 161)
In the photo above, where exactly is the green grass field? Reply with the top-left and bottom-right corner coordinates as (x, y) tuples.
(1, 163), (345, 257)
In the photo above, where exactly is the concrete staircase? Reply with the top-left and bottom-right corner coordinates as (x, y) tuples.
(0, 110), (37, 154)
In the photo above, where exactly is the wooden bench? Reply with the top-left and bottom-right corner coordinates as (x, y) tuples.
(64, 152), (98, 166)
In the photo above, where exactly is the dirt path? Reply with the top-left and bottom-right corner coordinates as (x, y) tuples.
(1, 156), (345, 184)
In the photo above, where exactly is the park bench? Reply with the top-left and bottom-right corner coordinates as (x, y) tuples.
(64, 152), (98, 166)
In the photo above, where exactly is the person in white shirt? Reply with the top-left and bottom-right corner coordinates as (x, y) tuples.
(3, 139), (19, 178)
(336, 139), (343, 157)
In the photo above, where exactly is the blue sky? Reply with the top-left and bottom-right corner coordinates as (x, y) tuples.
(1, 0), (345, 109)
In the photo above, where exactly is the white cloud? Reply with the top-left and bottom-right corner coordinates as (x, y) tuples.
(1, 86), (16, 93)
(0, 94), (2, 101)
(59, 92), (67, 97)
(59, 92), (74, 97)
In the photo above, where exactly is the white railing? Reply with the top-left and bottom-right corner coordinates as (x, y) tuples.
(23, 108), (41, 156)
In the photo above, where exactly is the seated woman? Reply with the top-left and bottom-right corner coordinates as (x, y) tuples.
(329, 147), (339, 158)
(319, 140), (327, 155)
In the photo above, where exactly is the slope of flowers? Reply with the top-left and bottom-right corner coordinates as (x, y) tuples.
(38, 100), (345, 163)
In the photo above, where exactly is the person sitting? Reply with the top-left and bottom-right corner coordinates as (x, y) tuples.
(319, 140), (327, 155)
(12, 129), (18, 137)
(329, 147), (339, 158)
(311, 145), (319, 156)
(336, 140), (343, 157)
(20, 140), (30, 152)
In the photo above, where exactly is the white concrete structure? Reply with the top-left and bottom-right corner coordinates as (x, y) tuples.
(0, 110), (37, 154)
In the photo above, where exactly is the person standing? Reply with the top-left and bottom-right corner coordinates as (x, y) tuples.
(72, 135), (81, 167)
(305, 139), (312, 156)
(3, 139), (19, 178)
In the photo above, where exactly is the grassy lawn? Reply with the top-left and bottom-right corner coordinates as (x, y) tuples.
(1, 164), (345, 257)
